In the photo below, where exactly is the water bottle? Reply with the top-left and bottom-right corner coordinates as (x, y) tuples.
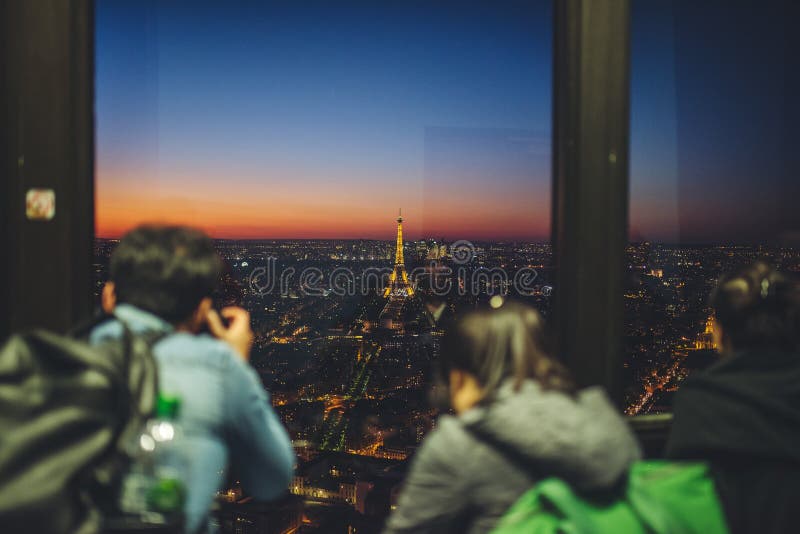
(118, 393), (187, 523)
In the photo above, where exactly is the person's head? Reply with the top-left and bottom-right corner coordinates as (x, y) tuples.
(710, 261), (800, 355)
(437, 300), (574, 413)
(102, 225), (223, 330)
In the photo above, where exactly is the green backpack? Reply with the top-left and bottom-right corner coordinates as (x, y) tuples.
(491, 461), (730, 534)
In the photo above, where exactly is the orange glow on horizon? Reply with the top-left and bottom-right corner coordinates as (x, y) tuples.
(96, 167), (550, 241)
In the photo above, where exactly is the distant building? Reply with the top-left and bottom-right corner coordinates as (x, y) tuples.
(214, 494), (304, 534)
(381, 210), (416, 331)
(694, 315), (717, 350)
(288, 452), (406, 515)
(383, 210), (414, 298)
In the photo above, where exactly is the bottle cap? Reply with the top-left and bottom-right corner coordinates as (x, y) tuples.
(155, 394), (181, 419)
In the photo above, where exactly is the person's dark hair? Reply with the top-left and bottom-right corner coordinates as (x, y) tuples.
(710, 261), (800, 353)
(437, 301), (574, 403)
(110, 225), (223, 324)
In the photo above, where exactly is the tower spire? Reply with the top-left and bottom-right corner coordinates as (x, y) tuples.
(384, 209), (413, 298)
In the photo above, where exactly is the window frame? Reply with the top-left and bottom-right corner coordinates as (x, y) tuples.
(1, 0), (95, 340)
(551, 0), (631, 406)
(3, 0), (660, 430)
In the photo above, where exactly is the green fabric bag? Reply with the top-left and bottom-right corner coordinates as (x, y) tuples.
(491, 461), (730, 534)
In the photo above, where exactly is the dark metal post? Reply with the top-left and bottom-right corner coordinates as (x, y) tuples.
(551, 0), (631, 404)
(0, 0), (95, 339)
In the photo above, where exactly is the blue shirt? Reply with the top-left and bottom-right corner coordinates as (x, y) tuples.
(91, 304), (295, 533)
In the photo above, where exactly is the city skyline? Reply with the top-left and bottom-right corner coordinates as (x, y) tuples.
(89, 3), (798, 528)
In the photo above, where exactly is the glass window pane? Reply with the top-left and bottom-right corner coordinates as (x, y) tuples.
(94, 0), (553, 528)
(625, 0), (800, 415)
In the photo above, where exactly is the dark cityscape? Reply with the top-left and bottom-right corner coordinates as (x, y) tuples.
(92, 222), (800, 532)
(3, 0), (799, 533)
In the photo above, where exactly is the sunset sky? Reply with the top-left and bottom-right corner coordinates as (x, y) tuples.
(95, 0), (798, 244)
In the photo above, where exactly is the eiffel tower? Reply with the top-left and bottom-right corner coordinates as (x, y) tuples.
(383, 209), (414, 298)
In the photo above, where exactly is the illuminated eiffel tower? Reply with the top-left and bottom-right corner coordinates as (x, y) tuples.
(384, 209), (414, 298)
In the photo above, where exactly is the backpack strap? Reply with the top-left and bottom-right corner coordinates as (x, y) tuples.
(86, 321), (168, 515)
(625, 482), (677, 533)
(116, 321), (169, 418)
(533, 478), (598, 532)
(462, 421), (541, 475)
(463, 423), (639, 531)
(69, 310), (116, 339)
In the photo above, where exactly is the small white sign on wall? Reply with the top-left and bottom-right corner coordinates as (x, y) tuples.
(26, 188), (56, 221)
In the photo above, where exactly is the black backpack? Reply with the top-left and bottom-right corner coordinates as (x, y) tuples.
(0, 318), (162, 534)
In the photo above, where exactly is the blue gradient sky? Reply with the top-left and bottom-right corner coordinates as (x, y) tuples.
(96, 0), (798, 243)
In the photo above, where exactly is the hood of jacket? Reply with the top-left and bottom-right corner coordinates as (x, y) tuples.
(667, 348), (800, 464)
(459, 379), (641, 491)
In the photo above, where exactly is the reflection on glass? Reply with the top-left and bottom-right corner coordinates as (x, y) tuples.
(625, 0), (800, 414)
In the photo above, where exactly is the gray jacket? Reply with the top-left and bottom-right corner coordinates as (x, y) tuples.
(383, 380), (641, 534)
